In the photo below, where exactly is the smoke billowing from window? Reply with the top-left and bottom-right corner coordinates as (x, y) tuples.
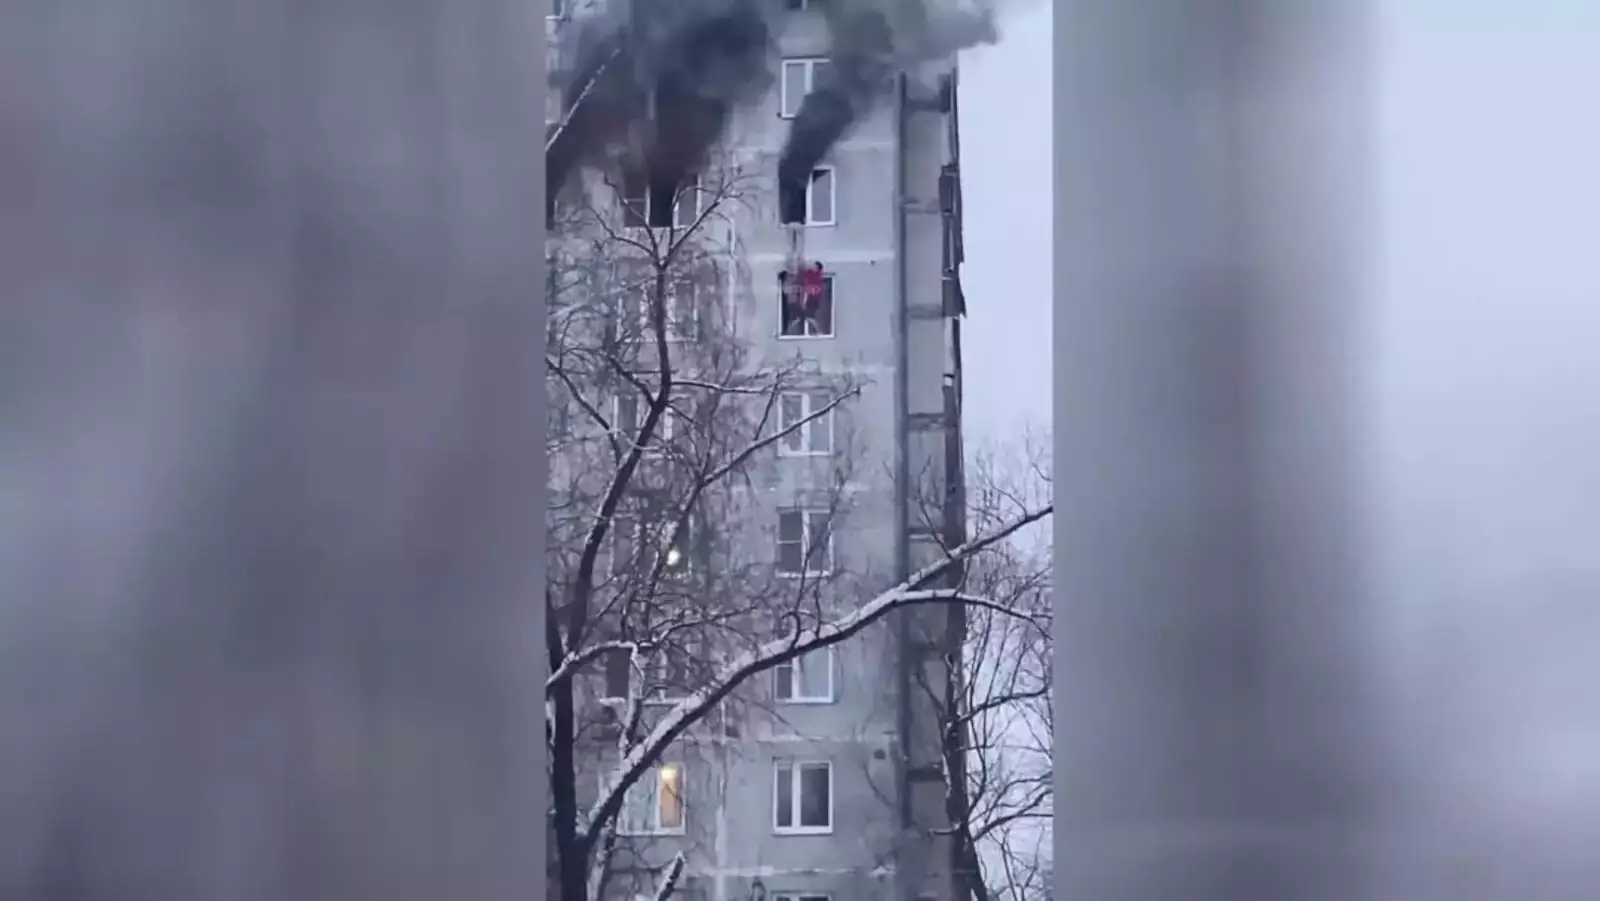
(546, 0), (1001, 207)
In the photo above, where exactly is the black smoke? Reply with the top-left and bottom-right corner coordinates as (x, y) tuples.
(546, 0), (1003, 217)
(546, 0), (775, 214)
(775, 6), (895, 194)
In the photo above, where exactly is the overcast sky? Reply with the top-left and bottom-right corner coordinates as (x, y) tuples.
(956, 2), (1053, 446)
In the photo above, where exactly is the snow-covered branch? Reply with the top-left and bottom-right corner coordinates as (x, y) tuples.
(582, 503), (1052, 838)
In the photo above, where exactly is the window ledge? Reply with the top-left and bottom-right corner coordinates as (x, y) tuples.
(775, 333), (836, 341)
(617, 827), (687, 838)
(773, 825), (835, 837)
(775, 696), (836, 706)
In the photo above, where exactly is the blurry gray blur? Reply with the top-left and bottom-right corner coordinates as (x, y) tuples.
(0, 4), (548, 899)
(1058, 0), (1600, 898)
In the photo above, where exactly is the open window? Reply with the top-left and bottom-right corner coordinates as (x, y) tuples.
(619, 165), (702, 229)
(779, 166), (835, 226)
(778, 267), (834, 338)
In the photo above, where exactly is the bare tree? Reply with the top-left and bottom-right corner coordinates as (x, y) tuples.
(543, 159), (1052, 901)
(944, 438), (1053, 901)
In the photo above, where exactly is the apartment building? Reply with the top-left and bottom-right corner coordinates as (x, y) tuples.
(545, 3), (972, 900)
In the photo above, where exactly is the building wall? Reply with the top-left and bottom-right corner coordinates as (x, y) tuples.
(549, 3), (966, 899)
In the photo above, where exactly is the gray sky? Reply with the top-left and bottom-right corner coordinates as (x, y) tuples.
(957, 2), (1053, 444)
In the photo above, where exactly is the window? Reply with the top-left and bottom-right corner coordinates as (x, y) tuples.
(619, 168), (701, 229)
(782, 0), (812, 10)
(776, 509), (832, 577)
(780, 58), (831, 119)
(610, 513), (696, 580)
(673, 175), (703, 229)
(777, 391), (835, 455)
(613, 763), (686, 835)
(626, 277), (699, 343)
(774, 648), (835, 703)
(779, 167), (835, 226)
(777, 269), (834, 338)
(773, 761), (833, 833)
(612, 393), (673, 453)
(643, 644), (700, 703)
(602, 648), (631, 700)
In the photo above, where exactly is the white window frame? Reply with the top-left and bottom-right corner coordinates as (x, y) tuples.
(776, 508), (833, 578)
(774, 647), (835, 704)
(642, 640), (699, 705)
(672, 174), (704, 229)
(612, 393), (674, 453)
(608, 762), (687, 836)
(630, 277), (699, 344)
(773, 894), (830, 901)
(779, 58), (829, 119)
(619, 173), (703, 231)
(772, 760), (834, 835)
(803, 166), (836, 226)
(776, 390), (835, 456)
(778, 270), (835, 340)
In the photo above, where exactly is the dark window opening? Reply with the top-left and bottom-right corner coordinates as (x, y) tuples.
(621, 160), (696, 229)
(647, 175), (676, 228)
(603, 648), (631, 699)
(779, 167), (833, 225)
(778, 267), (834, 337)
(779, 177), (807, 225)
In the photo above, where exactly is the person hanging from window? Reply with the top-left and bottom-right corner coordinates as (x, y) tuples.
(779, 261), (826, 336)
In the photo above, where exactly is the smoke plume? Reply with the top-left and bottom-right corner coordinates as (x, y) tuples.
(546, 0), (1002, 210)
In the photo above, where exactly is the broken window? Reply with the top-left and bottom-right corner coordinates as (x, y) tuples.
(618, 167), (700, 229)
(779, 166), (835, 225)
(779, 58), (830, 118)
(778, 267), (834, 337)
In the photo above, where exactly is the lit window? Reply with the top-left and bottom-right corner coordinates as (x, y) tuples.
(777, 391), (835, 455)
(610, 513), (697, 581)
(613, 763), (686, 835)
(775, 648), (835, 703)
(776, 509), (832, 577)
(780, 58), (831, 118)
(773, 761), (832, 833)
